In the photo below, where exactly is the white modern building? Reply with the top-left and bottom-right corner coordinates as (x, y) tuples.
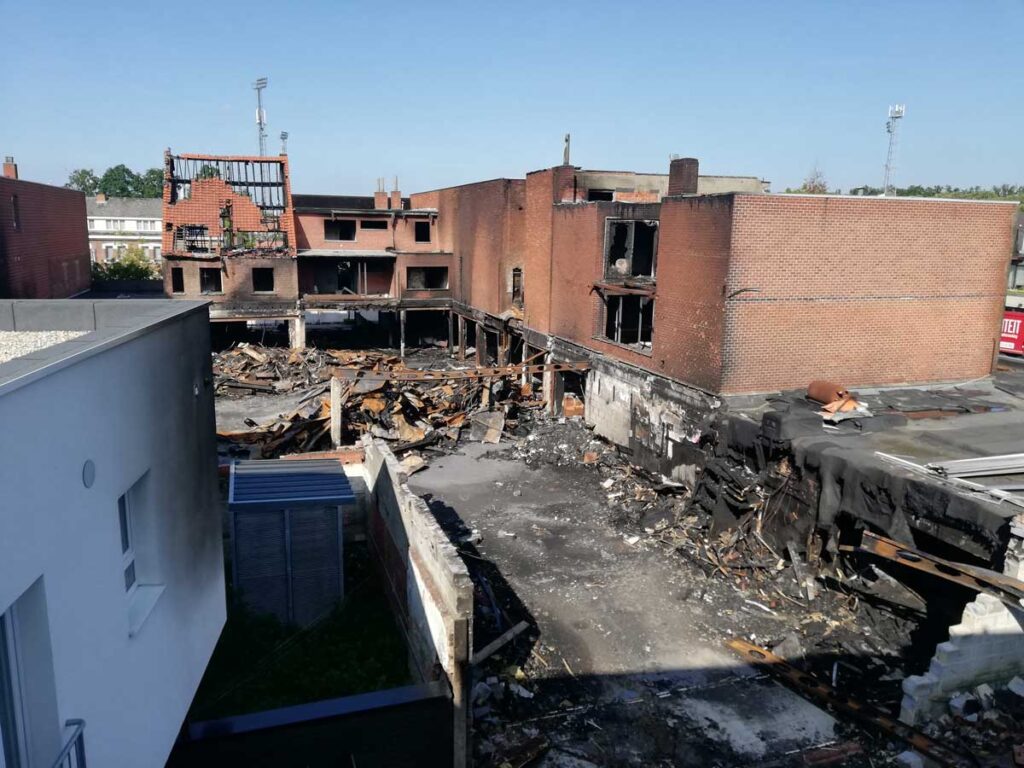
(0, 299), (225, 768)
(85, 195), (162, 264)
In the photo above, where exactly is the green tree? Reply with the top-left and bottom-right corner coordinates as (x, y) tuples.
(92, 243), (160, 281)
(137, 168), (164, 197)
(66, 168), (100, 195)
(197, 164), (221, 179)
(795, 167), (829, 195)
(99, 164), (142, 198)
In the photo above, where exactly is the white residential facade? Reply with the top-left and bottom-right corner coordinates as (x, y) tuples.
(0, 299), (225, 768)
(85, 195), (163, 264)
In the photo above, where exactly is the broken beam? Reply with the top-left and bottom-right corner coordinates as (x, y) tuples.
(840, 531), (1024, 609)
(332, 361), (589, 383)
(725, 639), (978, 768)
(470, 620), (531, 666)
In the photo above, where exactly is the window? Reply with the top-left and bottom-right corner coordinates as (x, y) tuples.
(414, 220), (432, 243)
(511, 267), (523, 305)
(153, 247), (161, 260)
(603, 294), (654, 350)
(407, 266), (448, 290)
(118, 493), (137, 593)
(174, 225), (213, 252)
(171, 267), (184, 293)
(200, 267), (223, 294)
(252, 267), (275, 293)
(104, 246), (113, 261)
(587, 188), (615, 202)
(360, 219), (388, 230)
(605, 220), (658, 279)
(88, 219), (95, 230)
(324, 219), (356, 241)
(10, 196), (19, 230)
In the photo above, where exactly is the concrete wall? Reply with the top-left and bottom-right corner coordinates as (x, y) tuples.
(359, 438), (472, 767)
(0, 177), (90, 298)
(0, 300), (225, 768)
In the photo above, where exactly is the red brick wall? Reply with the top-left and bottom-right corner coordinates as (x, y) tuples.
(720, 195), (1017, 393)
(163, 254), (298, 304)
(396, 252), (458, 299)
(295, 211), (439, 253)
(0, 178), (90, 298)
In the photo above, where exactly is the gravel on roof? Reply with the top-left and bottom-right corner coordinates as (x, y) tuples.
(0, 330), (87, 365)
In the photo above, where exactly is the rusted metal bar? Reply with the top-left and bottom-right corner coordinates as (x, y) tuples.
(725, 639), (978, 768)
(332, 361), (589, 383)
(840, 531), (1024, 608)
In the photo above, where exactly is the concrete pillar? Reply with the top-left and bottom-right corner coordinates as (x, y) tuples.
(475, 322), (485, 366)
(457, 315), (467, 361)
(289, 314), (306, 350)
(497, 331), (510, 367)
(542, 352), (564, 416)
(330, 378), (343, 448)
(447, 311), (455, 358)
(400, 310), (407, 359)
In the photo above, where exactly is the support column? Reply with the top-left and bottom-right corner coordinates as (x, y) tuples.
(289, 313), (306, 350)
(457, 315), (467, 361)
(497, 331), (510, 367)
(475, 322), (485, 366)
(330, 377), (343, 448)
(542, 352), (564, 417)
(447, 311), (455, 358)
(400, 310), (407, 359)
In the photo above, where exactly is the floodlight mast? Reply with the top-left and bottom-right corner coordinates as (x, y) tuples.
(882, 104), (905, 196)
(254, 77), (268, 156)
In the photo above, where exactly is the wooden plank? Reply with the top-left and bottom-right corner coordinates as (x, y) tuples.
(332, 361), (589, 383)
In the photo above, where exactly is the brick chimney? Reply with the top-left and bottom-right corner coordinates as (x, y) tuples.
(2, 156), (17, 180)
(374, 177), (388, 209)
(667, 157), (699, 196)
(95, 192), (107, 204)
(389, 177), (402, 211)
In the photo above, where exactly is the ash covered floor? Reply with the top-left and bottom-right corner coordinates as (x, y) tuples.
(410, 440), (844, 767)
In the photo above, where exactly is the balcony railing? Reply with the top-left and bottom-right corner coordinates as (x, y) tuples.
(51, 719), (86, 768)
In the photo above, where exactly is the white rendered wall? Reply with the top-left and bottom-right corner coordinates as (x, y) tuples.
(0, 308), (225, 768)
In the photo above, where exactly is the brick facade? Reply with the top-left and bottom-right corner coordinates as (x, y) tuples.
(0, 177), (90, 298)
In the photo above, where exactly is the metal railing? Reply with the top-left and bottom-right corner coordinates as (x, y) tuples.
(50, 719), (86, 768)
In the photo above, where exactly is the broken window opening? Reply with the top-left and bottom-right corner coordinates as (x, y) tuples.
(604, 219), (658, 280)
(174, 225), (215, 253)
(407, 267), (448, 291)
(414, 220), (432, 243)
(603, 294), (654, 350)
(325, 219), (356, 242)
(252, 268), (275, 293)
(511, 267), (524, 305)
(166, 154), (288, 215)
(171, 267), (184, 294)
(587, 188), (614, 202)
(199, 267), (223, 294)
(360, 219), (388, 230)
(230, 231), (287, 251)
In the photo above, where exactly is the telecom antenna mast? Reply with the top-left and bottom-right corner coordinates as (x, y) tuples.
(882, 104), (905, 196)
(254, 77), (268, 156)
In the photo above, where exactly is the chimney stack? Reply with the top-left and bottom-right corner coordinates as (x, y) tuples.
(374, 177), (388, 210)
(668, 157), (699, 196)
(2, 156), (17, 180)
(95, 192), (107, 204)
(389, 176), (402, 211)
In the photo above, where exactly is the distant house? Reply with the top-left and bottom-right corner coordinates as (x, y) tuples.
(0, 299), (225, 768)
(86, 194), (162, 264)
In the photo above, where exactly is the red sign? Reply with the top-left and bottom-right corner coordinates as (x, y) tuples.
(1001, 310), (1024, 355)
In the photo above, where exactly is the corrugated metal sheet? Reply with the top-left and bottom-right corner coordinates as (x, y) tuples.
(229, 459), (355, 511)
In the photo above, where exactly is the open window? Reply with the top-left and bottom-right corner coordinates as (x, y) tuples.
(360, 219), (388, 230)
(252, 267), (275, 293)
(174, 224), (214, 253)
(605, 220), (658, 279)
(407, 266), (448, 290)
(171, 267), (184, 294)
(603, 294), (654, 350)
(324, 219), (356, 241)
(414, 220), (432, 243)
(511, 267), (523, 305)
(587, 188), (614, 202)
(199, 267), (222, 294)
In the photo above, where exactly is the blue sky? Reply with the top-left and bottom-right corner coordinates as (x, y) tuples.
(1, 0), (1021, 195)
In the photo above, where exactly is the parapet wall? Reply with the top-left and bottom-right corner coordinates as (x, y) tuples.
(360, 437), (472, 767)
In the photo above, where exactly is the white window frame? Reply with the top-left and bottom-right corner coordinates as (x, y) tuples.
(118, 493), (137, 597)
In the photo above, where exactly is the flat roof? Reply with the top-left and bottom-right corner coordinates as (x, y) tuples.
(229, 459), (355, 511)
(0, 299), (208, 398)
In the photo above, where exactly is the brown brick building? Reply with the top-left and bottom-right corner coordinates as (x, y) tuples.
(0, 157), (91, 299)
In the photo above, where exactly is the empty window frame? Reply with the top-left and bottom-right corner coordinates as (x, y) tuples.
(414, 220), (432, 243)
(174, 225), (214, 253)
(200, 267), (223, 294)
(587, 188), (614, 202)
(603, 294), (654, 350)
(407, 266), (449, 290)
(360, 219), (388, 230)
(605, 220), (658, 279)
(324, 219), (356, 241)
(171, 267), (185, 293)
(511, 267), (523, 304)
(252, 267), (275, 293)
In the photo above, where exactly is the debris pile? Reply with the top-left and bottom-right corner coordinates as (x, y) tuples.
(214, 344), (548, 458)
